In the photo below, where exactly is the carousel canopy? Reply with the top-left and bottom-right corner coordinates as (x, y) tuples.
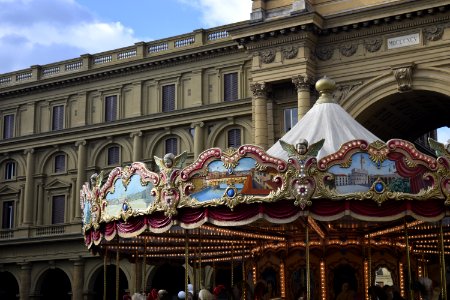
(267, 77), (380, 160)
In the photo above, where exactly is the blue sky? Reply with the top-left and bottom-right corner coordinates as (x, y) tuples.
(0, 0), (449, 142)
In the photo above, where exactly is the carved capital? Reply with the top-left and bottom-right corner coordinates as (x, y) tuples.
(250, 82), (267, 98)
(292, 75), (314, 91)
(281, 45), (298, 59)
(129, 131), (143, 138)
(339, 43), (357, 57)
(391, 63), (416, 92)
(260, 49), (276, 64)
(364, 38), (382, 52)
(23, 148), (34, 155)
(75, 140), (87, 147)
(190, 121), (204, 129)
(424, 25), (444, 42)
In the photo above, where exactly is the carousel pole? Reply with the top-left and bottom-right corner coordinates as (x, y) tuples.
(185, 230), (189, 299)
(143, 237), (147, 292)
(368, 233), (372, 288)
(104, 247), (108, 300)
(242, 239), (246, 300)
(306, 218), (311, 300)
(404, 219), (413, 300)
(231, 242), (235, 288)
(439, 221), (447, 299)
(199, 229), (203, 289)
(116, 248), (120, 300)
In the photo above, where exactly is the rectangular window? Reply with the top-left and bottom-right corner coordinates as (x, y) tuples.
(105, 95), (117, 122)
(284, 107), (298, 132)
(227, 129), (241, 148)
(3, 114), (14, 139)
(5, 161), (16, 180)
(162, 84), (175, 112)
(54, 154), (66, 173)
(224, 72), (238, 102)
(165, 138), (177, 154)
(52, 105), (64, 131)
(2, 201), (14, 229)
(52, 195), (65, 224)
(108, 146), (120, 165)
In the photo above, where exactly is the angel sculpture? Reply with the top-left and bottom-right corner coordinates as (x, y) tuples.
(428, 137), (450, 159)
(280, 138), (325, 161)
(154, 151), (187, 216)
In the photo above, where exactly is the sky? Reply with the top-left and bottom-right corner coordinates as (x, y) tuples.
(0, 0), (449, 142)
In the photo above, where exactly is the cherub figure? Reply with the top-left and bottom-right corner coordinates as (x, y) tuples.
(280, 138), (325, 161)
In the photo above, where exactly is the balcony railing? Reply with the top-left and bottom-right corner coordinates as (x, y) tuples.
(0, 223), (82, 241)
(0, 23), (242, 88)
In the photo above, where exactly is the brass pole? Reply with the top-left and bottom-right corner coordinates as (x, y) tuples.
(440, 221), (447, 299)
(404, 220), (413, 300)
(116, 248), (120, 300)
(143, 237), (147, 292)
(242, 239), (246, 300)
(231, 242), (234, 288)
(185, 230), (189, 299)
(306, 220), (310, 300)
(104, 247), (108, 300)
(199, 229), (202, 289)
(368, 234), (372, 287)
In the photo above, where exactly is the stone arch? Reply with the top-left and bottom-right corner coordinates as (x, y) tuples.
(0, 271), (19, 299)
(0, 154), (26, 177)
(36, 148), (77, 174)
(206, 119), (252, 148)
(144, 128), (194, 159)
(33, 267), (72, 300)
(86, 263), (130, 300)
(90, 138), (133, 167)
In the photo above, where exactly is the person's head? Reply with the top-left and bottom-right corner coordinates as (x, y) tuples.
(341, 282), (349, 292)
(158, 289), (169, 300)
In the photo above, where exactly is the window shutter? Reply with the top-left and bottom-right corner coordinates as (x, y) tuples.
(5, 161), (16, 180)
(52, 105), (64, 130)
(165, 138), (177, 154)
(3, 114), (14, 139)
(227, 129), (241, 148)
(105, 96), (117, 122)
(108, 146), (120, 165)
(162, 85), (175, 112)
(2, 201), (14, 229)
(54, 155), (66, 173)
(224, 73), (238, 102)
(52, 195), (65, 224)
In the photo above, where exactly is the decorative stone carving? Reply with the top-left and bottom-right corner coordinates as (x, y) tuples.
(281, 45), (298, 59)
(315, 46), (333, 61)
(339, 43), (357, 57)
(391, 63), (416, 92)
(292, 75), (314, 91)
(260, 49), (276, 63)
(424, 25), (444, 41)
(334, 81), (363, 103)
(250, 82), (267, 98)
(364, 38), (383, 52)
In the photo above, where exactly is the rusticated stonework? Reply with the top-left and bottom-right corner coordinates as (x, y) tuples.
(250, 82), (267, 97)
(260, 49), (276, 63)
(315, 46), (333, 61)
(281, 45), (298, 59)
(424, 25), (444, 41)
(340, 43), (357, 57)
(364, 38), (382, 52)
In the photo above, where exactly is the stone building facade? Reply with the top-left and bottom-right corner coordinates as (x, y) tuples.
(0, 0), (449, 299)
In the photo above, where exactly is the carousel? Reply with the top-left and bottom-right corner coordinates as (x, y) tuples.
(80, 77), (450, 300)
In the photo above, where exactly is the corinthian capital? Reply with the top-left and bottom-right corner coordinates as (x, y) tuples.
(250, 82), (267, 98)
(23, 148), (35, 155)
(75, 140), (87, 147)
(129, 131), (143, 138)
(292, 75), (314, 91)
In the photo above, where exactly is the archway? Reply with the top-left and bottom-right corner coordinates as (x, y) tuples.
(92, 265), (128, 300)
(151, 263), (185, 298)
(37, 268), (71, 300)
(0, 271), (19, 299)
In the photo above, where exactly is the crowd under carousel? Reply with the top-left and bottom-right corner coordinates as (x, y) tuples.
(80, 77), (450, 300)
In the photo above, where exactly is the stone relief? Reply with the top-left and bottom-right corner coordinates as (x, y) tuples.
(281, 45), (298, 59)
(334, 81), (364, 103)
(391, 63), (415, 92)
(260, 49), (276, 64)
(340, 43), (358, 57)
(423, 25), (444, 41)
(364, 38), (383, 52)
(315, 46), (333, 61)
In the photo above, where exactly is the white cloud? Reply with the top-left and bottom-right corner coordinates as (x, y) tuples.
(437, 127), (450, 143)
(0, 0), (142, 74)
(178, 0), (252, 27)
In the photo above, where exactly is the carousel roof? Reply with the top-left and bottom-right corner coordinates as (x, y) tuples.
(267, 77), (380, 160)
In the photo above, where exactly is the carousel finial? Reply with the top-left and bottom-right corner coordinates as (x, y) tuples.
(315, 76), (337, 104)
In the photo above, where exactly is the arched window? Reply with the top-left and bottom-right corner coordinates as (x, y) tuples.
(54, 154), (66, 173)
(107, 146), (120, 165)
(227, 128), (241, 148)
(4, 161), (16, 180)
(165, 138), (178, 154)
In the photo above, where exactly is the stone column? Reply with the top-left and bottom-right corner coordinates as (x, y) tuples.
(36, 181), (44, 225)
(19, 262), (31, 300)
(75, 140), (87, 221)
(292, 75), (313, 120)
(130, 131), (143, 162)
(71, 258), (85, 300)
(191, 122), (204, 159)
(23, 149), (35, 226)
(250, 82), (268, 149)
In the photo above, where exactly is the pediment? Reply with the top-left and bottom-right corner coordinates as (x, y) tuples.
(0, 185), (20, 195)
(45, 179), (71, 190)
